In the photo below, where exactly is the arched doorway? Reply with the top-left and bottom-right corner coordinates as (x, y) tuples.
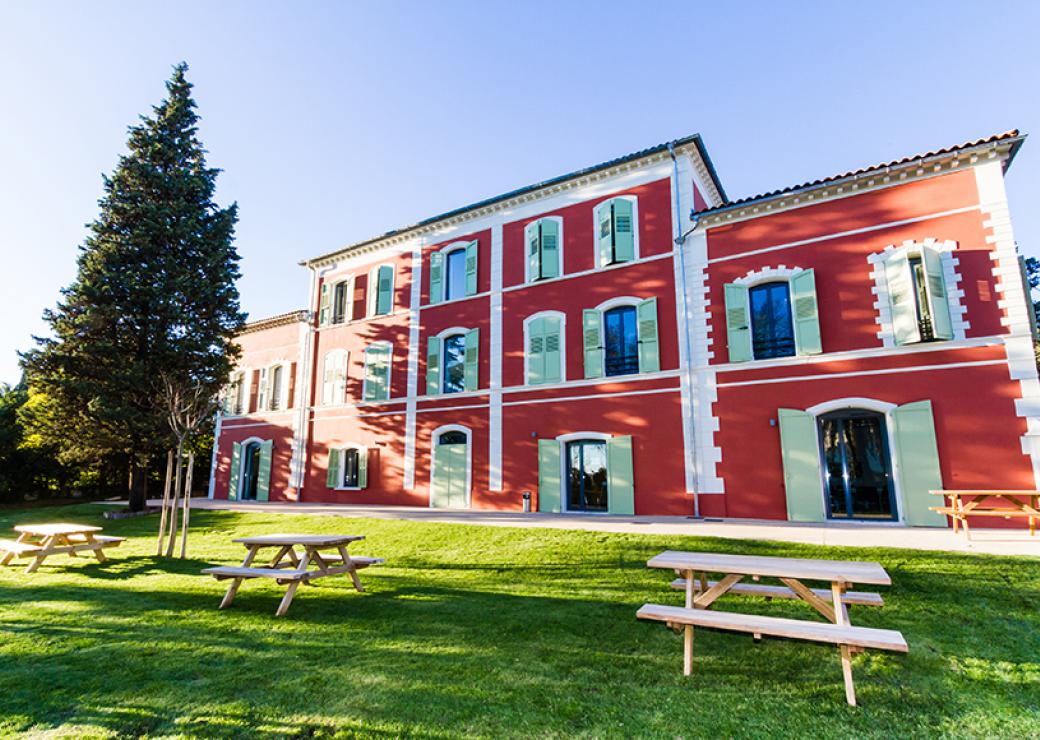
(240, 441), (263, 501)
(817, 409), (897, 521)
(431, 427), (470, 508)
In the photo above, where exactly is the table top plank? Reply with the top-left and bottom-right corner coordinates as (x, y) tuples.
(232, 533), (365, 547)
(647, 550), (891, 586)
(929, 490), (1040, 495)
(14, 523), (103, 536)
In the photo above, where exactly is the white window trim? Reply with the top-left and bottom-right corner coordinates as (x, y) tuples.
(592, 296), (645, 380)
(333, 442), (367, 490)
(262, 362), (292, 412)
(730, 265), (808, 359)
(802, 398), (908, 525)
(593, 195), (640, 268)
(868, 239), (969, 347)
(435, 241), (472, 304)
(434, 326), (473, 395)
(368, 263), (395, 317)
(233, 435), (267, 501)
(554, 432), (613, 514)
(225, 370), (247, 416)
(429, 423), (472, 509)
(523, 216), (565, 283)
(362, 341), (394, 402)
(321, 349), (349, 407)
(331, 277), (354, 325)
(522, 310), (567, 386)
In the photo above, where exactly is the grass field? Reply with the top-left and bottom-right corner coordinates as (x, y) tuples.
(0, 503), (1038, 738)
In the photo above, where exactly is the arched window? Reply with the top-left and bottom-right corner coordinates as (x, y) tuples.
(426, 328), (479, 395)
(749, 282), (796, 360)
(439, 430), (467, 445)
(603, 306), (639, 377)
(442, 333), (467, 394)
(267, 364), (284, 410)
(444, 248), (468, 302)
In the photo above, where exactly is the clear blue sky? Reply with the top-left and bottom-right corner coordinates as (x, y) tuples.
(2, 1), (1039, 385)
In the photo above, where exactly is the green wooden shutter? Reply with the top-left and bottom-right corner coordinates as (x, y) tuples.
(465, 240), (478, 296)
(884, 250), (920, 345)
(921, 248), (953, 340)
(583, 309), (603, 378)
(358, 447), (368, 489)
(636, 297), (660, 373)
(540, 219), (559, 279)
(544, 316), (562, 384)
(892, 400), (947, 527)
(426, 336), (440, 395)
(429, 251), (443, 304)
(228, 442), (241, 500)
(778, 408), (825, 522)
(790, 269), (823, 355)
(597, 204), (613, 266)
(256, 440), (273, 502)
(537, 439), (561, 513)
(607, 435), (635, 515)
(327, 448), (342, 488)
(612, 199), (635, 263)
(376, 265), (393, 315)
(464, 328), (479, 391)
(724, 283), (752, 362)
(527, 317), (545, 385)
(319, 283), (331, 326)
(527, 223), (541, 282)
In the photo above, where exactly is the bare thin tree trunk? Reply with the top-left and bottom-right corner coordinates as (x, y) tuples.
(179, 450), (194, 558)
(156, 450), (174, 556)
(166, 441), (184, 558)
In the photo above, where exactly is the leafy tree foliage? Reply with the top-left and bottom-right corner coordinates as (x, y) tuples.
(21, 63), (244, 510)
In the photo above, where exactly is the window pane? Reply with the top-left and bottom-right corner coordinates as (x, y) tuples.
(567, 440), (608, 512)
(270, 366), (283, 409)
(908, 256), (935, 341)
(604, 306), (639, 376)
(443, 334), (466, 393)
(333, 282), (349, 323)
(343, 448), (359, 487)
(445, 249), (467, 302)
(439, 431), (467, 445)
(750, 282), (795, 359)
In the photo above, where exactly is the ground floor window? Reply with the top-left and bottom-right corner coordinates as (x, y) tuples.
(818, 410), (896, 520)
(566, 440), (608, 512)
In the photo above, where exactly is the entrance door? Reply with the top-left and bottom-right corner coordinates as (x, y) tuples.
(431, 431), (468, 508)
(240, 441), (262, 501)
(566, 440), (608, 512)
(818, 410), (896, 521)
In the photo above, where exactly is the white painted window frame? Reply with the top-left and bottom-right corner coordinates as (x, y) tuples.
(730, 265), (806, 359)
(333, 442), (367, 490)
(362, 341), (394, 402)
(593, 194), (640, 268)
(436, 241), (472, 304)
(522, 310), (567, 386)
(429, 423), (472, 509)
(321, 349), (349, 407)
(523, 215), (565, 283)
(554, 431), (614, 514)
(435, 325), (473, 395)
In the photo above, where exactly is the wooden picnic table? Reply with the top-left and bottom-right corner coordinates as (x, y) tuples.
(0, 523), (124, 573)
(640, 550), (904, 706)
(930, 490), (1039, 538)
(202, 533), (384, 617)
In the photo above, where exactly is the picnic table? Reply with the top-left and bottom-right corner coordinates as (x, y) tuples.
(0, 523), (124, 574)
(202, 533), (384, 617)
(930, 489), (1039, 538)
(638, 550), (907, 706)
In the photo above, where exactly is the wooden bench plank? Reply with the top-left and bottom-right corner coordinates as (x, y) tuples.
(637, 603), (907, 652)
(0, 539), (42, 555)
(203, 566), (308, 581)
(930, 507), (1035, 517)
(670, 578), (884, 607)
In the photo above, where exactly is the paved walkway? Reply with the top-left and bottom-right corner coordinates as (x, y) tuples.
(126, 498), (1040, 558)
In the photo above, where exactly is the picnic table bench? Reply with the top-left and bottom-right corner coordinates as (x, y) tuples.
(202, 533), (384, 616)
(930, 490), (1039, 538)
(638, 551), (906, 706)
(0, 523), (124, 573)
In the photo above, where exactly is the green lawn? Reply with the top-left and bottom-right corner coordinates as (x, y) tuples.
(0, 504), (1037, 738)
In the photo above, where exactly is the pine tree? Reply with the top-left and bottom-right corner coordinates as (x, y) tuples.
(22, 63), (244, 511)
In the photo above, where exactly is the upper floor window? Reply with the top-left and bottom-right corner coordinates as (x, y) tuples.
(582, 298), (659, 379)
(332, 279), (351, 324)
(524, 312), (564, 385)
(525, 218), (561, 282)
(442, 333), (467, 393)
(224, 372), (246, 415)
(724, 269), (822, 363)
(426, 328), (479, 395)
(429, 240), (478, 304)
(321, 349), (348, 406)
(268, 364), (284, 410)
(871, 241), (963, 348)
(595, 197), (637, 267)
(362, 343), (392, 401)
(369, 265), (394, 316)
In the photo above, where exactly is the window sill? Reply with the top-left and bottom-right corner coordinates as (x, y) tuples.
(332, 487), (363, 492)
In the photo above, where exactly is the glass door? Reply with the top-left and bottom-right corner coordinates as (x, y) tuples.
(241, 441), (262, 501)
(566, 440), (608, 512)
(818, 410), (896, 521)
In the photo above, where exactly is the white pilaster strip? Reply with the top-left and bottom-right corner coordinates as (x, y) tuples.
(207, 412), (221, 499)
(671, 153), (698, 494)
(403, 240), (423, 489)
(489, 223), (504, 491)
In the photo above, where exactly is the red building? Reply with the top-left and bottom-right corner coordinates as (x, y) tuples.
(209, 130), (1040, 528)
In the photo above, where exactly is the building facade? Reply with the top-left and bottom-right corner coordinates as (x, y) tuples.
(210, 130), (1040, 528)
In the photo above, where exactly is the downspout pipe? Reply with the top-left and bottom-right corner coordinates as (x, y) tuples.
(668, 143), (701, 519)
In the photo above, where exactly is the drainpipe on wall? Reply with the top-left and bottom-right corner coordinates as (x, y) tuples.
(291, 264), (327, 500)
(669, 143), (702, 519)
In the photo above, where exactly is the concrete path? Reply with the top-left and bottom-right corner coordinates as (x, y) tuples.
(121, 498), (1040, 558)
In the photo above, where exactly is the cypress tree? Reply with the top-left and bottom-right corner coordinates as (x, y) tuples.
(22, 62), (244, 510)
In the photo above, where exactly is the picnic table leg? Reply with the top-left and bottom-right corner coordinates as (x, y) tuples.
(220, 545), (259, 609)
(338, 544), (364, 592)
(683, 569), (694, 675)
(831, 581), (856, 707)
(86, 533), (107, 564)
(1, 532), (31, 566)
(275, 550), (312, 617)
(24, 535), (56, 574)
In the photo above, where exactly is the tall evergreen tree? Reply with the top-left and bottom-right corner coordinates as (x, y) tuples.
(22, 63), (244, 510)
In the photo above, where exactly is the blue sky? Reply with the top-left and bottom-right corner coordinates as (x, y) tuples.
(2, 1), (1039, 385)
